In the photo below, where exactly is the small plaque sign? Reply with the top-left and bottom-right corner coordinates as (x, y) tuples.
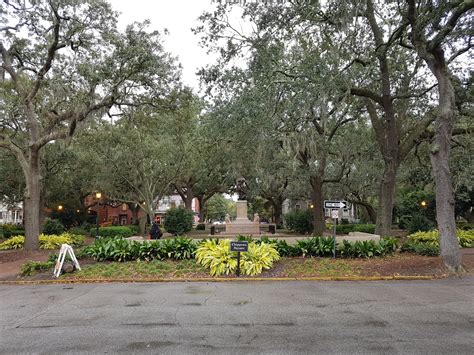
(230, 241), (248, 252)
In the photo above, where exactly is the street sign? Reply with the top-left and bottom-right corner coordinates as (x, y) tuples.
(324, 200), (348, 209)
(331, 210), (339, 219)
(230, 241), (248, 252)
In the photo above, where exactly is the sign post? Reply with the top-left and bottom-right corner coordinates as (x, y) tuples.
(230, 241), (248, 277)
(331, 209), (338, 259)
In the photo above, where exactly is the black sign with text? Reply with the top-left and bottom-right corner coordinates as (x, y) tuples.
(230, 241), (248, 252)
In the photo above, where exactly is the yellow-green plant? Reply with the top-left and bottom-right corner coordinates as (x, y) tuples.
(407, 230), (474, 248)
(241, 242), (280, 276)
(196, 239), (280, 276)
(0, 233), (85, 250)
(0, 236), (25, 250)
(196, 239), (237, 276)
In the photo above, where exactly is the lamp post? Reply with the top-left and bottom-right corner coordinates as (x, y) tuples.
(95, 192), (102, 238)
(420, 200), (427, 208)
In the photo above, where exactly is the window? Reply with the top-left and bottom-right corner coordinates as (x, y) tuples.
(295, 204), (301, 210)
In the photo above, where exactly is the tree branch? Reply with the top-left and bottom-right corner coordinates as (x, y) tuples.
(350, 87), (383, 106)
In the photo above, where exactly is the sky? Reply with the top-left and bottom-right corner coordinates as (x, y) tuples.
(109, 0), (220, 90)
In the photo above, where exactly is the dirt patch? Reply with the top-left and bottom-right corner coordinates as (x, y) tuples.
(0, 250), (51, 280)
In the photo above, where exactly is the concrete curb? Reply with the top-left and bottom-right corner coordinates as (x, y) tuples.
(0, 275), (441, 285)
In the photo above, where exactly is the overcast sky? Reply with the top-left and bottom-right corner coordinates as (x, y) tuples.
(110, 0), (219, 90)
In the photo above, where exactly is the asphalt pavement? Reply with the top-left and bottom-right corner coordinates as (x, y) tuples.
(1, 277), (473, 354)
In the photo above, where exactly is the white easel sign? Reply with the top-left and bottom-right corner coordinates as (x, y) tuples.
(53, 244), (81, 278)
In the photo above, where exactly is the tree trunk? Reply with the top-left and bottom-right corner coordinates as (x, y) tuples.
(310, 175), (325, 236)
(184, 190), (194, 211)
(272, 202), (283, 226)
(23, 150), (42, 251)
(197, 195), (205, 222)
(375, 162), (398, 237)
(429, 63), (462, 272)
(353, 201), (377, 224)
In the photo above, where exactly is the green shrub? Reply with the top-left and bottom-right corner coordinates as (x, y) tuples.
(195, 239), (280, 276)
(125, 225), (140, 234)
(274, 240), (300, 257)
(334, 224), (376, 235)
(83, 237), (197, 262)
(98, 226), (133, 239)
(20, 260), (55, 276)
(353, 224), (377, 234)
(1, 228), (25, 239)
(164, 207), (193, 235)
(68, 226), (88, 236)
(335, 224), (355, 234)
(400, 240), (440, 256)
(295, 237), (335, 257)
(42, 218), (65, 235)
(457, 223), (474, 231)
(160, 237), (197, 260)
(236, 235), (255, 242)
(338, 238), (397, 258)
(284, 209), (313, 234)
(195, 223), (206, 231)
(405, 214), (435, 234)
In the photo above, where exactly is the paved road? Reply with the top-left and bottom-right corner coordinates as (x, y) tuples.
(1, 278), (473, 354)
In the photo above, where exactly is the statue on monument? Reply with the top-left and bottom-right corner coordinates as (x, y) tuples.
(236, 177), (248, 201)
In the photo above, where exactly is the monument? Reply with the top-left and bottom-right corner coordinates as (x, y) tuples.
(225, 177), (260, 235)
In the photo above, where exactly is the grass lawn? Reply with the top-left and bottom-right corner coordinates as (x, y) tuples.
(61, 259), (209, 280)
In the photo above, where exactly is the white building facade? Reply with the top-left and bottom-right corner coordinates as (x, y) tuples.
(0, 202), (23, 225)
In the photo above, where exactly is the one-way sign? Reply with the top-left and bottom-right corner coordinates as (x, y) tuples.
(324, 200), (348, 209)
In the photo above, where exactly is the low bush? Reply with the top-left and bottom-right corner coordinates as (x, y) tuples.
(400, 240), (440, 256)
(1, 226), (25, 239)
(195, 223), (206, 231)
(195, 239), (280, 276)
(68, 226), (88, 236)
(42, 218), (65, 235)
(98, 226), (133, 239)
(0, 236), (25, 250)
(195, 239), (238, 276)
(274, 240), (300, 257)
(353, 224), (377, 234)
(295, 237), (335, 257)
(284, 209), (313, 234)
(334, 224), (376, 235)
(338, 238), (397, 258)
(125, 225), (140, 235)
(406, 229), (474, 248)
(241, 242), (280, 276)
(83, 237), (198, 262)
(0, 233), (85, 250)
(20, 260), (55, 276)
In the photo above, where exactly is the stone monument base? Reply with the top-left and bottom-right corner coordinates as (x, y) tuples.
(224, 200), (260, 235)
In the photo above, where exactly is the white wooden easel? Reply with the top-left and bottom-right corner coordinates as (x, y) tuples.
(53, 244), (81, 278)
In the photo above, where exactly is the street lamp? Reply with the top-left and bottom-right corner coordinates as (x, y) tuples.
(95, 192), (102, 238)
(420, 200), (427, 208)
